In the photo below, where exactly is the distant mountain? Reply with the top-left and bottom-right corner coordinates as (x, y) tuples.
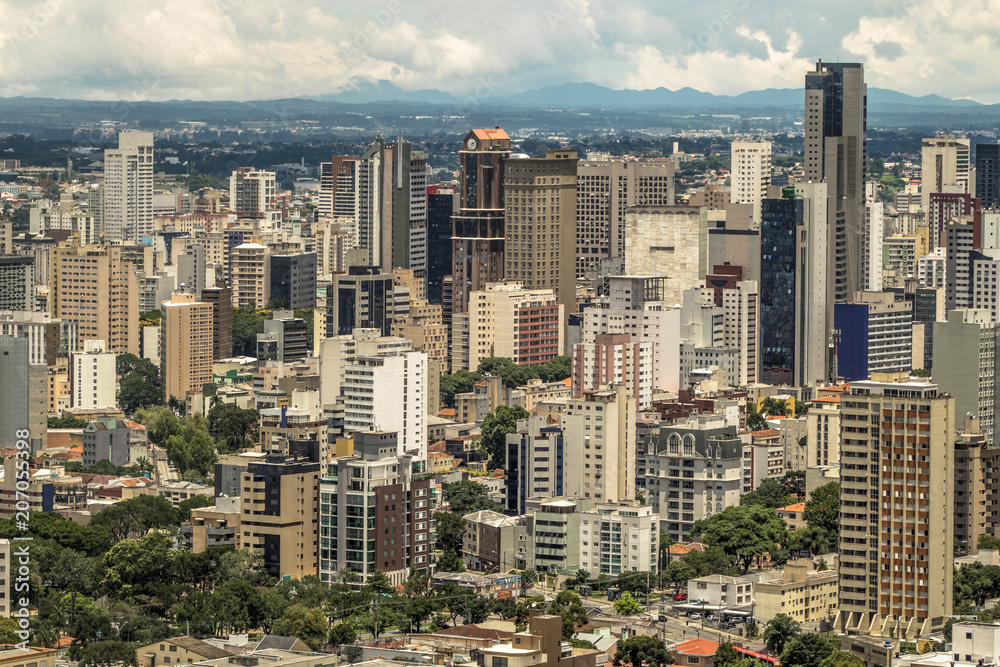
(309, 79), (458, 105)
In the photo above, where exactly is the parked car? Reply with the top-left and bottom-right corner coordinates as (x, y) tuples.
(690, 613), (702, 619)
(674, 592), (688, 601)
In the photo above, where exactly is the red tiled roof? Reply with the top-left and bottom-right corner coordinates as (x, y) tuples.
(674, 639), (719, 656)
(777, 502), (805, 513)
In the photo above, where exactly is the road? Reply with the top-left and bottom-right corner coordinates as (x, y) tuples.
(150, 444), (177, 485)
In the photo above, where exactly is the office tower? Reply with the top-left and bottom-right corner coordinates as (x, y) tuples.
(805, 60), (866, 302)
(707, 214), (761, 284)
(576, 160), (675, 278)
(0, 311), (78, 366)
(325, 265), (407, 338)
(229, 167), (277, 221)
(834, 292), (913, 382)
(977, 143), (1000, 210)
(259, 310), (309, 362)
(722, 279), (759, 385)
(505, 415), (568, 514)
(177, 245), (207, 296)
(357, 137), (427, 276)
(318, 430), (434, 585)
(730, 140), (772, 222)
(583, 276), (680, 392)
(933, 309), (999, 445)
(837, 379), (954, 639)
(759, 183), (829, 386)
(103, 130), (153, 242)
(426, 186), (457, 305)
(270, 252), (317, 310)
(51, 245), (138, 355)
(343, 351), (428, 458)
(945, 221), (979, 311)
(0, 335), (46, 452)
(70, 339), (116, 410)
(504, 149), (579, 316)
(199, 285), (233, 360)
(921, 135), (971, 214)
(561, 384), (636, 504)
(160, 292), (214, 405)
(953, 416), (1000, 553)
(82, 416), (132, 468)
(641, 415), (741, 543)
(0, 256), (34, 311)
(317, 155), (358, 220)
(240, 450), (320, 579)
(678, 288), (741, 387)
(230, 243), (270, 309)
(624, 206), (706, 306)
(461, 283), (564, 372)
(865, 181), (884, 292)
(452, 128), (510, 315)
(928, 192), (980, 250)
(571, 334), (654, 409)
(318, 329), (411, 404)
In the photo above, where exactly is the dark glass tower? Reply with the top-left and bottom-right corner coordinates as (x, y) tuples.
(977, 143), (1000, 209)
(759, 195), (800, 385)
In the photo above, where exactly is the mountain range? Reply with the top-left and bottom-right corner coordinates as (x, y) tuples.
(309, 78), (983, 109)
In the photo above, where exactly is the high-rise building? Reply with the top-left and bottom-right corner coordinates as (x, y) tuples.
(325, 265), (408, 338)
(836, 379), (954, 639)
(318, 430), (434, 585)
(504, 150), (578, 317)
(462, 283), (564, 372)
(0, 335), (46, 452)
(230, 243), (270, 309)
(0, 256), (34, 311)
(390, 298), (448, 375)
(0, 311), (78, 366)
(722, 279), (760, 385)
(343, 351), (428, 458)
(103, 130), (153, 242)
(317, 155), (358, 220)
(579, 502), (660, 576)
(571, 333), (654, 409)
(317, 329), (412, 405)
(921, 135), (971, 214)
(0, 221), (10, 255)
(259, 310), (309, 362)
(730, 140), (772, 223)
(624, 206), (706, 306)
(953, 416), (1000, 554)
(929, 192), (980, 251)
(160, 292), (215, 405)
(805, 60), (866, 303)
(51, 244), (138, 355)
(641, 415), (742, 543)
(834, 291), (913, 382)
(575, 160), (675, 278)
(865, 181), (884, 292)
(945, 221), (980, 312)
(506, 415), (568, 515)
(561, 384), (636, 505)
(976, 143), (1000, 210)
(199, 285), (232, 360)
(933, 309), (999, 445)
(452, 128), (510, 315)
(70, 339), (116, 410)
(806, 394), (842, 467)
(229, 167), (277, 221)
(426, 186), (457, 305)
(357, 137), (427, 276)
(270, 252), (317, 310)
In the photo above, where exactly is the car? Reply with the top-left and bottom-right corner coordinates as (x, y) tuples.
(658, 615), (668, 622)
(690, 613), (702, 619)
(640, 616), (650, 621)
(674, 593), (688, 601)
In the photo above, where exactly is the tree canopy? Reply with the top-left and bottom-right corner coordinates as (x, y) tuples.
(612, 635), (674, 667)
(443, 480), (502, 513)
(702, 505), (789, 572)
(480, 405), (530, 470)
(763, 614), (801, 656)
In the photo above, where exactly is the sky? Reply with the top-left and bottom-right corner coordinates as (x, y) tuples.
(0, 0), (996, 103)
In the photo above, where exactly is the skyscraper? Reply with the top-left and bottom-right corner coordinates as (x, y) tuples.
(229, 167), (277, 222)
(452, 128), (510, 315)
(730, 140), (772, 223)
(805, 60), (866, 303)
(160, 292), (215, 405)
(0, 256), (34, 311)
(976, 143), (1000, 210)
(426, 186), (457, 305)
(103, 130), (153, 243)
(318, 155), (359, 220)
(921, 135), (971, 214)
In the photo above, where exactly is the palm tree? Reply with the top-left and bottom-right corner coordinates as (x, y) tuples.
(763, 613), (801, 655)
(134, 457), (152, 477)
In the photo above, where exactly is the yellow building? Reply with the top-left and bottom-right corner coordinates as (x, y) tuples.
(0, 647), (57, 667)
(137, 636), (232, 667)
(747, 558), (838, 624)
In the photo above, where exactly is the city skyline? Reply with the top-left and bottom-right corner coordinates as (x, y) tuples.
(1, 1), (999, 103)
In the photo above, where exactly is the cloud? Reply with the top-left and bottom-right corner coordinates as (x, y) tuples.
(0, 0), (995, 101)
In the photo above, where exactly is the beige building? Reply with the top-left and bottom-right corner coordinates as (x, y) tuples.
(807, 394), (843, 467)
(391, 298), (448, 372)
(463, 283), (564, 372)
(730, 140), (772, 223)
(0, 540), (9, 617)
(623, 206), (707, 307)
(745, 558), (838, 624)
(504, 149), (578, 319)
(138, 636), (233, 667)
(837, 379), (955, 639)
(517, 377), (571, 412)
(231, 243), (270, 308)
(160, 292), (214, 405)
(50, 244), (138, 354)
(954, 416), (1000, 554)
(479, 614), (596, 667)
(186, 497), (241, 554)
(0, 647), (57, 667)
(562, 384), (636, 504)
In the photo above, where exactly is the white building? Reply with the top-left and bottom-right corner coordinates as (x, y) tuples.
(230, 167), (277, 224)
(103, 130), (154, 242)
(579, 502), (659, 576)
(624, 206), (707, 307)
(730, 140), (772, 223)
(918, 247), (946, 289)
(686, 574), (754, 609)
(722, 280), (759, 385)
(865, 181), (884, 292)
(318, 329), (412, 406)
(463, 283), (564, 372)
(561, 384), (636, 505)
(70, 339), (116, 410)
(343, 351), (428, 458)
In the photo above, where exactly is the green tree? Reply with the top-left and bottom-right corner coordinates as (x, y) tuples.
(786, 525), (834, 556)
(75, 640), (138, 667)
(911, 368), (932, 378)
(329, 622), (357, 646)
(817, 651), (865, 667)
(439, 370), (482, 408)
(741, 478), (795, 509)
(780, 634), (838, 667)
(612, 592), (643, 616)
(209, 402), (260, 453)
(746, 404), (767, 431)
(444, 480), (500, 512)
(714, 642), (740, 667)
(117, 374), (163, 414)
(101, 532), (174, 599)
(435, 511), (466, 572)
(164, 414), (217, 476)
(342, 646), (363, 664)
(232, 308), (272, 357)
(549, 590), (589, 639)
(804, 482), (839, 533)
(480, 405), (530, 469)
(477, 357), (539, 388)
(116, 353), (159, 385)
(979, 534), (1000, 550)
(703, 505), (789, 572)
(403, 595), (436, 632)
(48, 416), (90, 428)
(612, 635), (674, 667)
(535, 355), (571, 382)
(90, 494), (180, 543)
(177, 494), (217, 521)
(763, 613), (801, 656)
(760, 397), (792, 417)
(272, 604), (329, 651)
(778, 470), (806, 498)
